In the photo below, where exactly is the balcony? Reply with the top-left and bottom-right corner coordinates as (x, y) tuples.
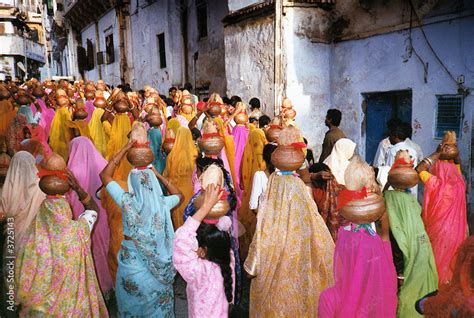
(64, 0), (114, 32)
(0, 34), (45, 63)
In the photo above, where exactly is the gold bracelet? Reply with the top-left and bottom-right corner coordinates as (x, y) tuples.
(80, 194), (91, 204)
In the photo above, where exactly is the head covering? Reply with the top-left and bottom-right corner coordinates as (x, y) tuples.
(106, 113), (132, 182)
(6, 113), (27, 155)
(88, 108), (108, 157)
(167, 118), (181, 136)
(148, 127), (166, 174)
(0, 151), (45, 251)
(49, 106), (72, 161)
(323, 138), (356, 185)
(18, 105), (36, 124)
(66, 136), (112, 293)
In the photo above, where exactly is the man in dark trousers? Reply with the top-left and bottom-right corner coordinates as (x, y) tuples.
(318, 109), (346, 163)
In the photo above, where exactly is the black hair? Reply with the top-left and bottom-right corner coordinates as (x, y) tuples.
(249, 117), (257, 124)
(138, 89), (145, 96)
(203, 97), (209, 103)
(196, 223), (233, 303)
(122, 85), (132, 93)
(386, 118), (401, 132)
(390, 123), (409, 141)
(262, 143), (277, 173)
(401, 122), (412, 139)
(184, 82), (193, 91)
(309, 162), (331, 188)
(258, 115), (271, 128)
(249, 97), (260, 109)
(169, 87), (177, 93)
(230, 95), (242, 107)
(222, 97), (231, 105)
(165, 98), (174, 106)
(326, 109), (342, 126)
(191, 127), (201, 141)
(196, 156), (237, 211)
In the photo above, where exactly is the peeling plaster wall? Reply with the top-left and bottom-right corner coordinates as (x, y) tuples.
(228, 0), (261, 12)
(224, 15), (274, 114)
(186, 0), (228, 95)
(129, 0), (183, 92)
(330, 16), (474, 172)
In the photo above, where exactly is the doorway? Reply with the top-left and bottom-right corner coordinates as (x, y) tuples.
(363, 90), (412, 164)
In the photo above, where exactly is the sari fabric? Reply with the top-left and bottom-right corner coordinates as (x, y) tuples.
(214, 117), (237, 185)
(26, 124), (52, 157)
(18, 105), (39, 124)
(101, 180), (127, 283)
(0, 99), (16, 138)
(49, 106), (72, 161)
(106, 113), (132, 182)
(164, 127), (197, 229)
(319, 227), (398, 318)
(31, 98), (54, 135)
(313, 179), (345, 241)
(67, 137), (113, 294)
(232, 124), (249, 199)
(85, 99), (95, 122)
(323, 138), (356, 185)
(6, 113), (27, 155)
(148, 127), (166, 174)
(66, 120), (92, 139)
(105, 168), (178, 317)
(246, 174), (334, 317)
(239, 125), (266, 258)
(88, 108), (108, 157)
(421, 160), (467, 285)
(15, 197), (108, 317)
(384, 191), (438, 317)
(0, 151), (45, 251)
(167, 118), (181, 136)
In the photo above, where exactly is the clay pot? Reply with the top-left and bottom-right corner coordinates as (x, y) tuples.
(220, 105), (228, 116)
(271, 145), (305, 171)
(235, 112), (249, 125)
(113, 99), (129, 113)
(194, 194), (230, 219)
(39, 175), (71, 195)
(207, 104), (222, 117)
(339, 192), (385, 224)
(85, 90), (95, 100)
(264, 125), (282, 143)
(127, 147), (154, 167)
(163, 139), (175, 154)
(284, 108), (296, 120)
(198, 136), (225, 155)
(0, 152), (11, 176)
(181, 104), (193, 114)
(56, 95), (69, 107)
(94, 97), (107, 108)
(32, 87), (44, 98)
(0, 89), (10, 100)
(147, 114), (163, 127)
(16, 95), (31, 105)
(439, 143), (459, 160)
(73, 108), (88, 120)
(387, 164), (419, 190)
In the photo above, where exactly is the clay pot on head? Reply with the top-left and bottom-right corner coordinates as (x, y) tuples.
(147, 114), (163, 127)
(284, 108), (296, 120)
(339, 192), (385, 224)
(163, 139), (175, 154)
(56, 95), (69, 107)
(39, 175), (71, 195)
(194, 194), (229, 219)
(264, 125), (283, 143)
(387, 164), (419, 190)
(94, 97), (107, 108)
(73, 108), (88, 121)
(198, 136), (225, 156)
(127, 147), (154, 167)
(32, 87), (44, 98)
(0, 152), (11, 177)
(85, 90), (95, 100)
(271, 145), (305, 171)
(439, 143), (459, 160)
(16, 95), (31, 105)
(181, 104), (193, 115)
(234, 112), (249, 125)
(113, 99), (129, 113)
(207, 103), (222, 117)
(0, 89), (10, 100)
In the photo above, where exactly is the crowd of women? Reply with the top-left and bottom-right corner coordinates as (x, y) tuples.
(0, 78), (472, 318)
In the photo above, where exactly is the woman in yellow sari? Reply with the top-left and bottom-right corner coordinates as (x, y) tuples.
(238, 123), (267, 258)
(106, 112), (132, 182)
(89, 107), (109, 157)
(0, 95), (16, 139)
(49, 105), (72, 161)
(164, 126), (197, 229)
(245, 172), (334, 317)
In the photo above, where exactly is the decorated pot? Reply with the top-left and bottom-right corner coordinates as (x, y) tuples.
(127, 147), (154, 167)
(271, 145), (305, 171)
(234, 112), (249, 125)
(339, 192), (385, 224)
(439, 143), (459, 160)
(264, 125), (282, 143)
(39, 175), (70, 195)
(207, 103), (222, 117)
(387, 164), (419, 190)
(198, 136), (225, 156)
(194, 194), (229, 219)
(94, 96), (107, 108)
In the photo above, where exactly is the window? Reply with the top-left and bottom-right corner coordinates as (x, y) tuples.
(196, 0), (207, 39)
(105, 34), (115, 64)
(86, 39), (94, 70)
(157, 33), (166, 69)
(435, 95), (463, 139)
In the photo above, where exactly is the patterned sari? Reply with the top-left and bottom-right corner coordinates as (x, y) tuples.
(105, 168), (178, 317)
(245, 174), (334, 317)
(15, 197), (108, 317)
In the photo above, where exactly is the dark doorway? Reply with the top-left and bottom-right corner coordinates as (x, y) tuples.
(363, 90), (412, 164)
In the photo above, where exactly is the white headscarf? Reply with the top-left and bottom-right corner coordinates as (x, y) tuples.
(0, 151), (45, 251)
(323, 138), (357, 185)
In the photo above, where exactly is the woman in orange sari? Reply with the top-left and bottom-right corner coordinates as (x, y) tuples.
(164, 126), (198, 229)
(105, 111), (132, 182)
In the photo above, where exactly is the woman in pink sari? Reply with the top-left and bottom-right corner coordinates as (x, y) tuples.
(67, 136), (113, 295)
(416, 144), (468, 285)
(30, 94), (55, 135)
(232, 122), (249, 202)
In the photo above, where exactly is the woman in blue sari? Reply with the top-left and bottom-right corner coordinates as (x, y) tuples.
(148, 126), (166, 173)
(100, 141), (183, 317)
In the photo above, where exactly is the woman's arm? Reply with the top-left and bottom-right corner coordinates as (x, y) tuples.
(192, 184), (221, 222)
(66, 169), (99, 212)
(415, 150), (440, 174)
(150, 166), (184, 203)
(99, 140), (134, 186)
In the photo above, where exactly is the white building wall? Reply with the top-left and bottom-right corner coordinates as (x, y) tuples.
(228, 0), (261, 12)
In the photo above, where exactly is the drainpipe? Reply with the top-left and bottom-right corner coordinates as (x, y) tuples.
(274, 0), (283, 116)
(181, 0), (189, 85)
(116, 4), (128, 85)
(94, 21), (102, 80)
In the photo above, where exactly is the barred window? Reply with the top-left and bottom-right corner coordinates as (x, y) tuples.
(435, 95), (463, 139)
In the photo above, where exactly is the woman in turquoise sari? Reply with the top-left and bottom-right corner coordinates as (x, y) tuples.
(100, 141), (183, 317)
(148, 126), (166, 173)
